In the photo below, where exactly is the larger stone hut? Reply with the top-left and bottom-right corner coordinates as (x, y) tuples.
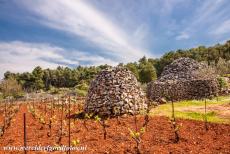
(147, 58), (219, 102)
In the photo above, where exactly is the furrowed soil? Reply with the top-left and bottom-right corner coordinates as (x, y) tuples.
(0, 103), (229, 154)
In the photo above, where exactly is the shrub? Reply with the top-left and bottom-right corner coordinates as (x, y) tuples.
(75, 82), (89, 97)
(217, 77), (228, 91)
(76, 82), (89, 91)
(0, 93), (3, 100)
(76, 89), (87, 97)
(0, 79), (24, 98)
(223, 74), (230, 77)
(49, 86), (60, 94)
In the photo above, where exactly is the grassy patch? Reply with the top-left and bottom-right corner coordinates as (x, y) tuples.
(151, 95), (230, 124)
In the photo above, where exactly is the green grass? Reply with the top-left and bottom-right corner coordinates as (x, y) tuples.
(151, 95), (230, 124)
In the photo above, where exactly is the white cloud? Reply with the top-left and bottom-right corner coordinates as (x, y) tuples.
(18, 0), (151, 62)
(175, 32), (190, 40)
(160, 0), (184, 16)
(175, 0), (229, 40)
(212, 19), (230, 35)
(0, 41), (117, 79)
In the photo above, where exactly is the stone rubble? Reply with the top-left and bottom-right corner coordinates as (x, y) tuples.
(84, 66), (147, 116)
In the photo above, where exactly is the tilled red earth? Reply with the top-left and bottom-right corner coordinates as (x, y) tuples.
(0, 104), (229, 154)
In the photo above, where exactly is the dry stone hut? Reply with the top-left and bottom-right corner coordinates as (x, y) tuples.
(84, 66), (147, 116)
(147, 58), (219, 102)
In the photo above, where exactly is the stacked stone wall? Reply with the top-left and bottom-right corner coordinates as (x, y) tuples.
(147, 58), (219, 102)
(147, 79), (219, 101)
(84, 67), (147, 116)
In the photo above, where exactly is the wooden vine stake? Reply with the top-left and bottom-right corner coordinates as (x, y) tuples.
(57, 97), (64, 144)
(33, 99), (35, 113)
(4, 99), (7, 132)
(44, 99), (47, 115)
(204, 97), (208, 131)
(48, 98), (53, 137)
(68, 95), (71, 154)
(23, 113), (27, 154)
(61, 99), (63, 136)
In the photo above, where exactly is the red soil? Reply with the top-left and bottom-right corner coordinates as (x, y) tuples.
(0, 103), (229, 154)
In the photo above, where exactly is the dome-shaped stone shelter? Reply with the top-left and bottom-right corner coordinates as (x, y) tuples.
(84, 66), (147, 116)
(147, 58), (219, 102)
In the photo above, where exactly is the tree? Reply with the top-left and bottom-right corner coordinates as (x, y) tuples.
(0, 79), (23, 98)
(125, 62), (139, 80)
(2, 40), (230, 92)
(43, 69), (52, 90)
(139, 62), (157, 83)
(32, 66), (45, 90)
(139, 56), (148, 64)
(4, 71), (16, 79)
(216, 58), (230, 75)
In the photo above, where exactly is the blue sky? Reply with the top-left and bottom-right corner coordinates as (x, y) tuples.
(0, 0), (230, 78)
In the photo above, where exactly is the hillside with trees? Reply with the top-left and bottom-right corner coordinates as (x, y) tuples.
(1, 40), (230, 97)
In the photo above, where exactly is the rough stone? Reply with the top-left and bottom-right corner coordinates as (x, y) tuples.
(84, 66), (147, 116)
(147, 58), (219, 102)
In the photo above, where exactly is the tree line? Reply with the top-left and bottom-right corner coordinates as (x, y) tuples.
(1, 40), (230, 95)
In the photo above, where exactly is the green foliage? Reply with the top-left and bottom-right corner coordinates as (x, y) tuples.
(0, 78), (24, 98)
(139, 61), (157, 83)
(217, 77), (228, 90)
(125, 56), (157, 83)
(0, 93), (3, 100)
(32, 66), (45, 90)
(28, 106), (36, 117)
(223, 74), (230, 77)
(4, 65), (104, 92)
(71, 139), (80, 146)
(39, 116), (46, 124)
(14, 92), (25, 99)
(84, 113), (93, 119)
(3, 40), (230, 92)
(128, 127), (145, 140)
(216, 58), (230, 75)
(76, 89), (87, 97)
(75, 81), (89, 96)
(151, 95), (230, 124)
(94, 115), (101, 122)
(128, 126), (146, 152)
(154, 40), (230, 76)
(125, 62), (139, 80)
(76, 81), (89, 91)
(48, 86), (60, 94)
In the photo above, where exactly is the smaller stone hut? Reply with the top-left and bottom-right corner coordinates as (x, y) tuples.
(147, 58), (219, 102)
(84, 66), (147, 116)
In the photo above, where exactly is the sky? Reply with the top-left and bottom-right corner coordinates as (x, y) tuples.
(0, 0), (230, 79)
